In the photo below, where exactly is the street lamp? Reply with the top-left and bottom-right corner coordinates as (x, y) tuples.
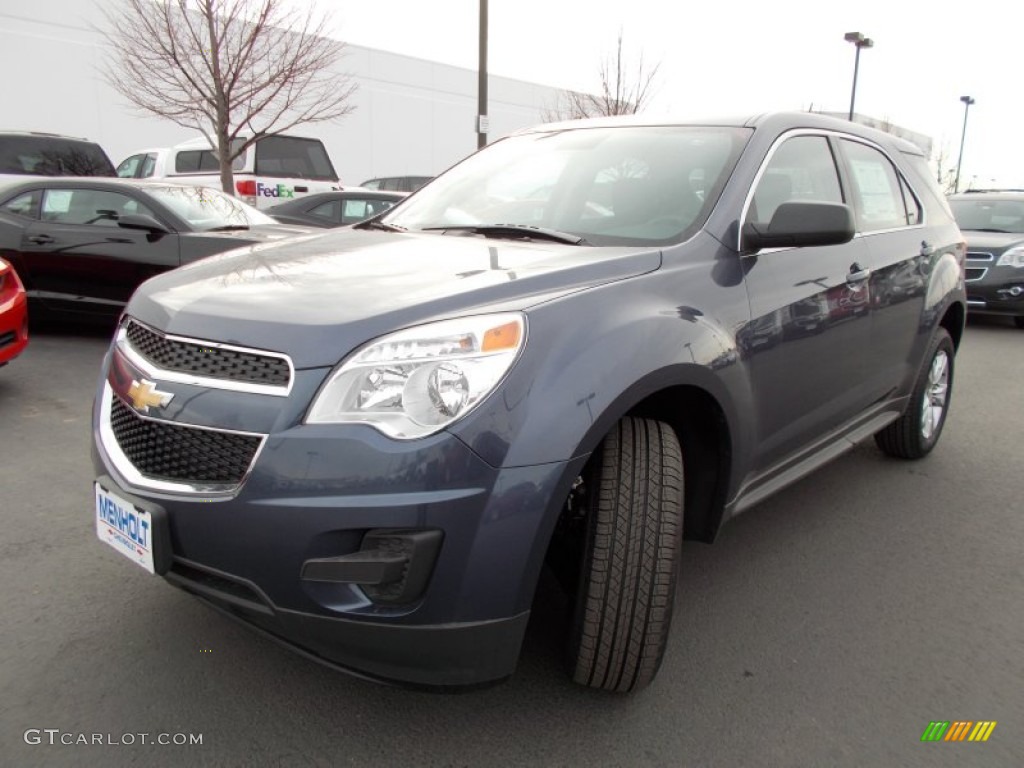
(844, 32), (874, 121)
(954, 95), (975, 193)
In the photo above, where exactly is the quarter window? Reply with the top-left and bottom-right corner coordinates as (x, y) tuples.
(1, 190), (42, 219)
(840, 140), (912, 231)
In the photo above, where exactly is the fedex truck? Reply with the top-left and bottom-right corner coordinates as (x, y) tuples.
(115, 134), (341, 209)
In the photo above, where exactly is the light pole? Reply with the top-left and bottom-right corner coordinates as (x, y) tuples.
(477, 0), (488, 150)
(844, 32), (873, 121)
(954, 95), (975, 193)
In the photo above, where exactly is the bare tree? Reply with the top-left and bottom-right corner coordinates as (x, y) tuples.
(99, 0), (356, 194)
(544, 32), (659, 121)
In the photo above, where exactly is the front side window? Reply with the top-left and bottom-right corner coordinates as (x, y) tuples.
(140, 154), (157, 178)
(385, 126), (750, 246)
(747, 135), (843, 226)
(840, 140), (911, 232)
(117, 155), (143, 178)
(41, 189), (156, 226)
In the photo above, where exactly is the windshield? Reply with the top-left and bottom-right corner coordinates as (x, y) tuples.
(949, 198), (1024, 233)
(384, 126), (750, 246)
(144, 185), (277, 230)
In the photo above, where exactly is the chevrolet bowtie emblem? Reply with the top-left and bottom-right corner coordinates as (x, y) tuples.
(127, 379), (174, 413)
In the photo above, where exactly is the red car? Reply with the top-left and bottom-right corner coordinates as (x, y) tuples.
(0, 257), (28, 366)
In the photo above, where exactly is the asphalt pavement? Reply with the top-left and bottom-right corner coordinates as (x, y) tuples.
(0, 315), (1021, 767)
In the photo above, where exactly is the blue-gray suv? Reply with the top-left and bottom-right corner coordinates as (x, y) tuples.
(92, 112), (967, 692)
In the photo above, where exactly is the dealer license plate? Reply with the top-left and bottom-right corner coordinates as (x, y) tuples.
(95, 482), (155, 573)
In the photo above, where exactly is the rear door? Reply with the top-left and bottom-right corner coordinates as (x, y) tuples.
(835, 138), (931, 400)
(19, 186), (180, 316)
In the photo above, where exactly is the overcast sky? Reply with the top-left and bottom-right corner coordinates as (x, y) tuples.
(325, 0), (1022, 188)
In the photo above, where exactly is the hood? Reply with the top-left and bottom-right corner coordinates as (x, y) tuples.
(963, 231), (1024, 252)
(127, 229), (661, 368)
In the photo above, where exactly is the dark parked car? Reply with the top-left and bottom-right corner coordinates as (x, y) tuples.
(91, 112), (966, 692)
(266, 189), (405, 228)
(0, 257), (28, 366)
(0, 132), (116, 177)
(360, 175), (433, 193)
(0, 178), (313, 320)
(947, 190), (1024, 328)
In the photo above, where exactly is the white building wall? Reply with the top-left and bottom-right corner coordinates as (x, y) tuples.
(0, 0), (564, 184)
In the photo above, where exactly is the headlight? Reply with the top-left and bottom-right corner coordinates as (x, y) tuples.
(306, 313), (526, 438)
(997, 246), (1024, 268)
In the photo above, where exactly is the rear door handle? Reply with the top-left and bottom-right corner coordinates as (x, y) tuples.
(27, 234), (54, 245)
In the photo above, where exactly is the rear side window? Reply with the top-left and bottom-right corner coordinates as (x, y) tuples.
(0, 136), (115, 176)
(840, 140), (915, 232)
(175, 150), (244, 173)
(255, 136), (337, 181)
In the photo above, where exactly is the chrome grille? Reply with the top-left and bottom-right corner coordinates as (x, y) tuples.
(109, 394), (262, 487)
(125, 320), (291, 387)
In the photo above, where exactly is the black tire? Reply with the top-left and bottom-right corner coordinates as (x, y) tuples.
(875, 328), (955, 459)
(568, 417), (683, 692)
(1014, 316), (1024, 330)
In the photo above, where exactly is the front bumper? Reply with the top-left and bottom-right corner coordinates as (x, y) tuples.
(92, 344), (580, 687)
(965, 269), (1024, 317)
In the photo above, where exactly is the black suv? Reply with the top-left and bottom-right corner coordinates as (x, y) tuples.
(947, 190), (1024, 328)
(91, 112), (966, 692)
(0, 132), (116, 177)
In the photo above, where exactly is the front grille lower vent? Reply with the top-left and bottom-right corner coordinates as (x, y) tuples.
(125, 320), (291, 387)
(109, 395), (262, 487)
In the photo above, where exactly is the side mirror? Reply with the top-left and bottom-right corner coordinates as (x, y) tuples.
(743, 201), (855, 251)
(118, 213), (170, 234)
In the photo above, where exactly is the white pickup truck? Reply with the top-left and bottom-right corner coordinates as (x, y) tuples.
(115, 134), (341, 210)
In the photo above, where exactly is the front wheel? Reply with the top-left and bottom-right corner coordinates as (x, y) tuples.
(875, 328), (955, 459)
(567, 417), (683, 692)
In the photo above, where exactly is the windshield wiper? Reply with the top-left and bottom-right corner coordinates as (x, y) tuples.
(968, 228), (1015, 233)
(353, 219), (406, 232)
(422, 224), (588, 245)
(206, 224), (250, 232)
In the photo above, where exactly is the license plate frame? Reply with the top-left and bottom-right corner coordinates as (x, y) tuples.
(94, 479), (171, 575)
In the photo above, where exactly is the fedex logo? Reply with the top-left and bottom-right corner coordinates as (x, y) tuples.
(258, 183), (294, 198)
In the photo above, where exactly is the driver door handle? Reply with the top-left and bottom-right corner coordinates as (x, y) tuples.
(27, 234), (55, 245)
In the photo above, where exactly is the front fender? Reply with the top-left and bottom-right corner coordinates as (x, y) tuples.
(447, 262), (751, 471)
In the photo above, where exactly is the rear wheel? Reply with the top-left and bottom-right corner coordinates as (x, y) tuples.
(875, 328), (955, 459)
(567, 417), (683, 692)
